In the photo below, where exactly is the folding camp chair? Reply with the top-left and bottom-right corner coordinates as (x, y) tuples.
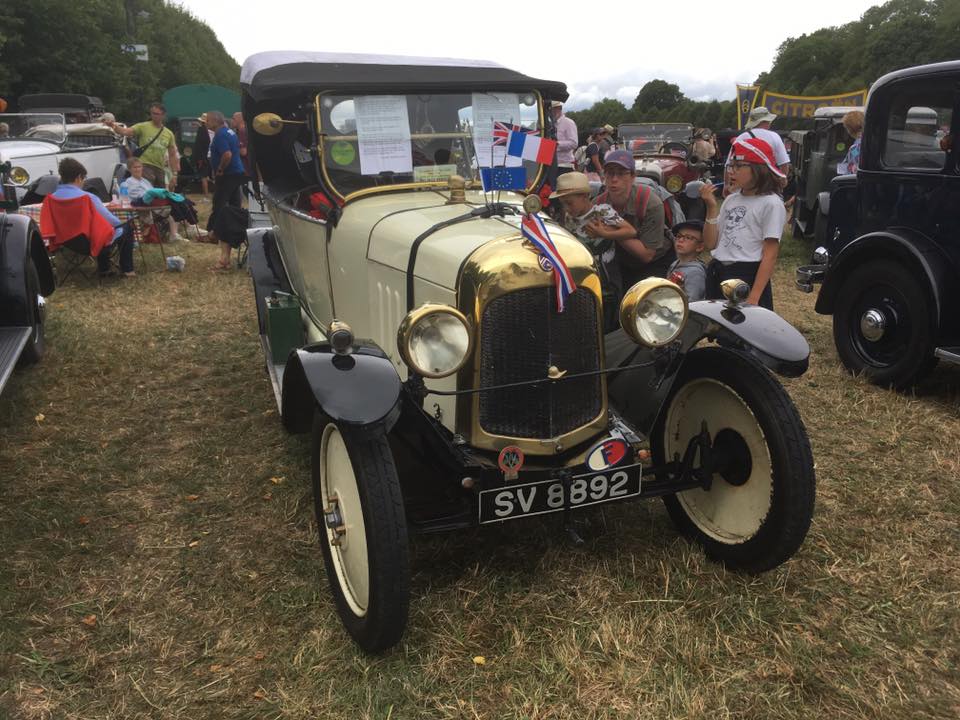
(53, 235), (120, 286)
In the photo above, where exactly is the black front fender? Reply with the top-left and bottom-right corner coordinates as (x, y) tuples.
(281, 341), (402, 433)
(687, 300), (809, 377)
(0, 214), (55, 303)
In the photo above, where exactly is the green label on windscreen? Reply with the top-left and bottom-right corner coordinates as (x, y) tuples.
(330, 141), (356, 166)
(836, 142), (847, 152)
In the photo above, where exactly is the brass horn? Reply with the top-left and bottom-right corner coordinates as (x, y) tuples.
(252, 113), (305, 136)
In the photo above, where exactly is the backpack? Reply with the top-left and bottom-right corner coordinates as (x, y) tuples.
(573, 145), (588, 172)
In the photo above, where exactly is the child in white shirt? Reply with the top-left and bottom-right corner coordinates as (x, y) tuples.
(700, 137), (786, 310)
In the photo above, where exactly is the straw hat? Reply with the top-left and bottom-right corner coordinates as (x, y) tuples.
(548, 172), (591, 199)
(198, 112), (208, 123)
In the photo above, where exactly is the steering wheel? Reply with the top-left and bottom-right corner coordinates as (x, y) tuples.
(659, 142), (689, 158)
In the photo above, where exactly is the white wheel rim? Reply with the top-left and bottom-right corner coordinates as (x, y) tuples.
(320, 424), (369, 616)
(664, 378), (773, 544)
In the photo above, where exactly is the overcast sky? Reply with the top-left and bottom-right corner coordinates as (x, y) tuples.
(174, 0), (880, 110)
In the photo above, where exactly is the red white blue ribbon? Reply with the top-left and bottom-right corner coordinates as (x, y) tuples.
(520, 212), (576, 312)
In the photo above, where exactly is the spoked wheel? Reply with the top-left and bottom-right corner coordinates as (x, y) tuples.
(652, 347), (815, 572)
(833, 260), (935, 389)
(312, 417), (410, 653)
(19, 257), (46, 365)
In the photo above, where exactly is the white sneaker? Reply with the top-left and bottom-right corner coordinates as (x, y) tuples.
(170, 234), (185, 243)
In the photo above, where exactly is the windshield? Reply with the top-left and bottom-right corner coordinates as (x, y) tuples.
(0, 113), (66, 144)
(619, 123), (693, 152)
(318, 91), (543, 198)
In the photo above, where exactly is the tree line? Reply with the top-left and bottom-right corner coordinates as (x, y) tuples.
(0, 0), (240, 121)
(569, 0), (960, 138)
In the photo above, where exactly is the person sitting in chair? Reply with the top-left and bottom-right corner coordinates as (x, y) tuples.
(47, 158), (136, 277)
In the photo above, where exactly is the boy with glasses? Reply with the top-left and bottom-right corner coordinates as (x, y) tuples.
(667, 220), (706, 301)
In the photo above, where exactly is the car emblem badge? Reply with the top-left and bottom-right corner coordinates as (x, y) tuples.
(585, 438), (629, 471)
(537, 254), (554, 272)
(498, 445), (525, 482)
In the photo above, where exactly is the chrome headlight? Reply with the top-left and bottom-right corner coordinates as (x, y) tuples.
(9, 166), (30, 186)
(398, 304), (472, 378)
(619, 278), (688, 347)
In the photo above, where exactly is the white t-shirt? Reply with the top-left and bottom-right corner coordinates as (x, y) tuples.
(711, 192), (786, 263)
(119, 176), (153, 201)
(732, 127), (790, 167)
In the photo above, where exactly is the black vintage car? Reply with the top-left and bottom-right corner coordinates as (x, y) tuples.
(797, 61), (960, 388)
(0, 161), (55, 396)
(788, 106), (862, 244)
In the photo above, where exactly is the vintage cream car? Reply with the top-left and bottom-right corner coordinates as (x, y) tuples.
(241, 52), (816, 652)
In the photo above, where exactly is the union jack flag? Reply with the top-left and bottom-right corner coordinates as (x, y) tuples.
(493, 121), (532, 146)
(520, 213), (576, 313)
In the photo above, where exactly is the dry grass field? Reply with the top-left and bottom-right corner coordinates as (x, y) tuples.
(1, 215), (958, 719)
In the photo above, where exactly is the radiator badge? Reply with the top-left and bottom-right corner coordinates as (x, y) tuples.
(498, 445), (525, 482)
(585, 438), (629, 471)
(537, 254), (554, 273)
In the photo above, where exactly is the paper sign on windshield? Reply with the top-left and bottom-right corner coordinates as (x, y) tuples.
(355, 95), (413, 176)
(471, 92), (522, 168)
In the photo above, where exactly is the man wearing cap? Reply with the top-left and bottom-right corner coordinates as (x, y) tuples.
(733, 107), (790, 176)
(596, 150), (675, 286)
(551, 101), (578, 176)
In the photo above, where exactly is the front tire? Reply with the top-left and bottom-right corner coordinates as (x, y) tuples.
(653, 347), (815, 573)
(19, 257), (46, 365)
(832, 259), (935, 389)
(312, 418), (410, 653)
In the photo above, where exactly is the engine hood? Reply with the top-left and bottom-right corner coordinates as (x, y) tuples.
(0, 140), (61, 161)
(359, 189), (589, 291)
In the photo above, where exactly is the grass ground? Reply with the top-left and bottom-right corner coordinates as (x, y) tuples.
(1, 212), (958, 719)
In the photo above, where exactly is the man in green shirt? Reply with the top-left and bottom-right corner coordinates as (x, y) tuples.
(107, 102), (179, 189)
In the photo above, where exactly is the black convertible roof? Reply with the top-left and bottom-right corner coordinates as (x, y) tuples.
(18, 94), (105, 113)
(240, 51), (568, 102)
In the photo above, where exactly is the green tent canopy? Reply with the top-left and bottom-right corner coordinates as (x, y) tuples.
(161, 84), (240, 120)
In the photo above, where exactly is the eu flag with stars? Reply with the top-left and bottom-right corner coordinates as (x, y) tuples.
(480, 166), (527, 192)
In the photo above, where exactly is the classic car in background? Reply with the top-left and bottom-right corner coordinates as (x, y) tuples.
(0, 161), (55, 396)
(0, 113), (124, 200)
(797, 61), (960, 388)
(618, 122), (715, 211)
(162, 84), (241, 190)
(242, 51), (816, 653)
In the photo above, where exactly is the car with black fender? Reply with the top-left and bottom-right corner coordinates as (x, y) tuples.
(0, 161), (55, 396)
(241, 51), (816, 653)
(797, 61), (960, 388)
(788, 106), (862, 244)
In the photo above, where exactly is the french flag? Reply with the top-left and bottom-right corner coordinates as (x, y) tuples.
(520, 213), (576, 312)
(506, 130), (558, 165)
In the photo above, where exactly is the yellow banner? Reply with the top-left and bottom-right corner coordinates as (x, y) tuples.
(760, 90), (868, 119)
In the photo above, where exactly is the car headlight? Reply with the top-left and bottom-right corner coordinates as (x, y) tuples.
(619, 278), (688, 347)
(398, 304), (472, 378)
(665, 174), (683, 194)
(9, 167), (30, 186)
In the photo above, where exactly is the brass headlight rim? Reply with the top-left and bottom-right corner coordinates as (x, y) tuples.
(665, 174), (684, 194)
(398, 303), (474, 379)
(619, 277), (689, 348)
(9, 166), (30, 187)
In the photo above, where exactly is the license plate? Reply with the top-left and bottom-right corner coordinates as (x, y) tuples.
(478, 466), (642, 524)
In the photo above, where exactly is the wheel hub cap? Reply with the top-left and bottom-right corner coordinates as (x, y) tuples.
(860, 309), (886, 342)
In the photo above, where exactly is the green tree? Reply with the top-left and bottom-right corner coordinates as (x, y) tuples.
(632, 80), (686, 114)
(0, 0), (240, 120)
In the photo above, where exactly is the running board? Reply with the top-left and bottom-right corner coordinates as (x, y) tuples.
(0, 326), (31, 396)
(934, 346), (960, 366)
(260, 333), (285, 413)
